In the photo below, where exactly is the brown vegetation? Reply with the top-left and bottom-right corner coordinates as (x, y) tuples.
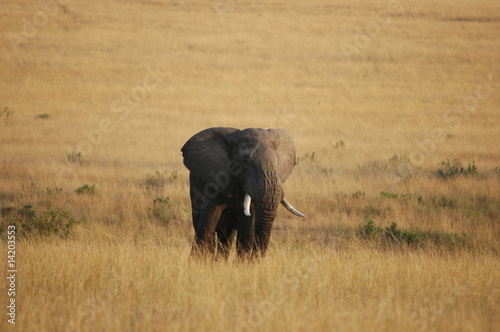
(1, 0), (499, 331)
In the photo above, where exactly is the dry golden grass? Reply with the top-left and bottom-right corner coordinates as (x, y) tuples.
(14, 240), (500, 332)
(1, 0), (499, 331)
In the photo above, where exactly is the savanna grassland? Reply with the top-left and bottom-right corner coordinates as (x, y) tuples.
(1, 0), (499, 331)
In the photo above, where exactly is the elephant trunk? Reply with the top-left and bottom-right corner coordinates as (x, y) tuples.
(246, 169), (282, 255)
(254, 202), (279, 255)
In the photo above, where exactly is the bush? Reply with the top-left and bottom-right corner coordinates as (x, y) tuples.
(436, 159), (478, 179)
(358, 220), (475, 250)
(67, 152), (83, 164)
(1, 106), (13, 124)
(296, 152), (315, 164)
(75, 184), (96, 195)
(149, 197), (172, 223)
(380, 191), (399, 199)
(360, 220), (421, 245)
(145, 171), (178, 190)
(388, 154), (411, 166)
(385, 222), (421, 244)
(364, 205), (384, 218)
(362, 219), (382, 237)
(360, 220), (419, 244)
(352, 190), (365, 199)
(0, 205), (80, 239)
(46, 187), (63, 195)
(380, 191), (414, 203)
(146, 171), (167, 189)
(333, 140), (345, 148)
(430, 195), (457, 208)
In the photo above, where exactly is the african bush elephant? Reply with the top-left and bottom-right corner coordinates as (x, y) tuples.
(181, 127), (304, 259)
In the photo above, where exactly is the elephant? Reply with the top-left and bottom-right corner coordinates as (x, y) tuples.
(181, 127), (304, 259)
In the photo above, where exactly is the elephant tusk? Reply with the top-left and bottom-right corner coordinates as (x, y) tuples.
(243, 193), (252, 216)
(281, 198), (305, 217)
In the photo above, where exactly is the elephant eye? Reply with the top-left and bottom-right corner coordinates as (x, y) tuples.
(237, 144), (253, 160)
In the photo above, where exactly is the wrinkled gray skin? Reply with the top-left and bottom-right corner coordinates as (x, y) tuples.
(181, 127), (303, 259)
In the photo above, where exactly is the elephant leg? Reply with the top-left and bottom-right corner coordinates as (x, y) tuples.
(189, 173), (206, 231)
(214, 208), (238, 260)
(236, 211), (256, 259)
(191, 202), (226, 258)
(216, 227), (236, 260)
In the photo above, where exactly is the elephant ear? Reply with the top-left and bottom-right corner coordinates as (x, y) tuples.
(181, 127), (240, 196)
(268, 129), (297, 184)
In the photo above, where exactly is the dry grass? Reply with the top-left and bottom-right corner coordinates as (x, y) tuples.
(15, 240), (500, 332)
(1, 0), (499, 331)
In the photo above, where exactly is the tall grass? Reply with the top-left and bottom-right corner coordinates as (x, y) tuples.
(1, 0), (499, 331)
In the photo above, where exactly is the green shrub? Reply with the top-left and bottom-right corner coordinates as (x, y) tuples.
(380, 191), (399, 199)
(362, 219), (383, 237)
(1, 106), (13, 124)
(436, 159), (478, 179)
(380, 191), (413, 203)
(420, 231), (472, 250)
(67, 152), (83, 164)
(333, 140), (345, 148)
(352, 191), (365, 199)
(385, 222), (421, 244)
(430, 195), (457, 208)
(145, 171), (178, 189)
(75, 184), (96, 195)
(146, 171), (166, 189)
(20, 204), (36, 220)
(358, 220), (474, 250)
(360, 220), (420, 245)
(46, 187), (63, 195)
(0, 205), (80, 239)
(149, 197), (172, 222)
(364, 205), (382, 217)
(296, 152), (315, 164)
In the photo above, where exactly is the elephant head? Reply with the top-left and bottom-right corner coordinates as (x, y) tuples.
(181, 127), (304, 258)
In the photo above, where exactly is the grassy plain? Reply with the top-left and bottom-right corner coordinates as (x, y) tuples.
(1, 0), (499, 331)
